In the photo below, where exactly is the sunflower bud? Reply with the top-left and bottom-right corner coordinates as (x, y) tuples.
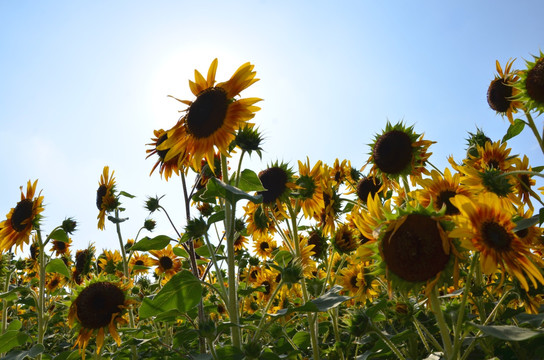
(144, 195), (163, 213)
(62, 217), (77, 234)
(144, 219), (156, 231)
(243, 340), (263, 359)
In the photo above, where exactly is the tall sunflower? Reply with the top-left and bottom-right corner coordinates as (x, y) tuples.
(68, 276), (135, 358)
(0, 180), (44, 253)
(450, 193), (544, 291)
(487, 59), (523, 124)
(514, 50), (544, 114)
(257, 161), (296, 208)
(159, 59), (262, 171)
(96, 166), (118, 231)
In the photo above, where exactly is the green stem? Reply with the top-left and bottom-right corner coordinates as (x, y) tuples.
(252, 280), (284, 341)
(1, 267), (13, 335)
(413, 316), (443, 353)
(221, 154), (241, 349)
(36, 228), (46, 360)
(370, 323), (406, 360)
(429, 286), (453, 357)
(287, 201), (320, 360)
(524, 111), (544, 155)
(203, 233), (228, 303)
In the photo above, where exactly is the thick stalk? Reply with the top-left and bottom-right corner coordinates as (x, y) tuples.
(369, 323), (406, 360)
(221, 154), (242, 348)
(1, 268), (14, 334)
(524, 111), (544, 155)
(36, 228), (46, 360)
(287, 201), (320, 360)
(429, 286), (453, 357)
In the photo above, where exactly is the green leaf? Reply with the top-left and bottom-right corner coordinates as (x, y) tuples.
(49, 228), (69, 243)
(0, 286), (29, 301)
(0, 330), (31, 353)
(202, 178), (262, 205)
(274, 250), (293, 267)
(173, 246), (190, 258)
(7, 319), (22, 331)
(45, 258), (71, 278)
(195, 245), (211, 258)
(502, 119), (525, 142)
(2, 344), (45, 360)
(514, 214), (540, 232)
(292, 331), (311, 349)
(516, 313), (544, 328)
(237, 169), (266, 192)
(108, 215), (129, 223)
(139, 270), (202, 318)
(207, 210), (225, 225)
(540, 208), (544, 226)
(119, 191), (136, 198)
(271, 285), (350, 317)
(531, 165), (544, 173)
(469, 322), (544, 341)
(131, 235), (173, 251)
(214, 345), (244, 360)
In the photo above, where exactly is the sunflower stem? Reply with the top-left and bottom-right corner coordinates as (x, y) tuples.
(287, 200), (320, 360)
(369, 323), (406, 360)
(36, 228), (46, 360)
(252, 279), (284, 341)
(524, 111), (544, 155)
(203, 232), (228, 303)
(221, 154), (242, 349)
(429, 286), (453, 357)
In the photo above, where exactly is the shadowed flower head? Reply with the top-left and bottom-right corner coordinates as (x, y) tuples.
(487, 59), (523, 124)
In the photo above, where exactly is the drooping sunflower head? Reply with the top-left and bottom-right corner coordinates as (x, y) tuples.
(0, 180), (44, 254)
(367, 121), (434, 186)
(159, 59), (262, 172)
(145, 129), (183, 180)
(514, 50), (544, 114)
(487, 59), (523, 124)
(257, 161), (296, 206)
(307, 228), (328, 260)
(333, 224), (359, 254)
(465, 127), (492, 159)
(356, 175), (382, 203)
(73, 244), (96, 285)
(96, 166), (118, 231)
(68, 276), (134, 358)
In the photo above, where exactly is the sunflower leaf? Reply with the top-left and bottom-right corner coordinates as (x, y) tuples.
(49, 228), (69, 243)
(0, 330), (31, 353)
(237, 169), (266, 192)
(1, 344), (45, 360)
(131, 235), (173, 251)
(139, 270), (202, 319)
(202, 177), (262, 205)
(514, 214), (540, 231)
(119, 191), (136, 198)
(108, 215), (129, 224)
(468, 322), (544, 341)
(270, 285), (350, 316)
(502, 119), (525, 142)
(207, 210), (225, 225)
(45, 258), (71, 278)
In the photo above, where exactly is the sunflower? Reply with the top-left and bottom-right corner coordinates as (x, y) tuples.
(333, 224), (359, 255)
(450, 193), (544, 291)
(72, 245), (96, 285)
(329, 158), (350, 187)
(258, 161), (296, 208)
(96, 166), (118, 231)
(487, 59), (523, 124)
(46, 273), (66, 293)
(255, 267), (279, 302)
(68, 276), (134, 358)
(355, 175), (382, 203)
(365, 121), (434, 187)
(145, 129), (183, 180)
(253, 235), (277, 259)
(512, 155), (539, 209)
(233, 233), (249, 252)
(159, 58), (262, 171)
(514, 50), (544, 114)
(466, 140), (517, 172)
(243, 202), (276, 240)
(0, 180), (44, 253)
(318, 167), (343, 236)
(416, 168), (473, 216)
(51, 238), (72, 257)
(97, 250), (123, 276)
(307, 228), (328, 260)
(128, 252), (152, 276)
(294, 158), (324, 218)
(149, 244), (182, 280)
(338, 262), (378, 303)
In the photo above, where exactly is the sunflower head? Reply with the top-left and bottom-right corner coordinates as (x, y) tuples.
(68, 276), (134, 358)
(367, 121), (434, 186)
(487, 59), (523, 123)
(145, 129), (182, 180)
(257, 161), (295, 206)
(356, 176), (382, 202)
(307, 229), (328, 259)
(229, 124), (264, 158)
(465, 127), (492, 159)
(514, 50), (544, 114)
(333, 224), (359, 254)
(96, 166), (118, 230)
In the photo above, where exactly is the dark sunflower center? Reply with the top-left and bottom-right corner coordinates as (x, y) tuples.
(258, 167), (288, 204)
(334, 226), (357, 254)
(373, 130), (413, 175)
(526, 58), (544, 104)
(487, 79), (513, 112)
(481, 221), (512, 251)
(381, 214), (449, 282)
(96, 185), (108, 210)
(436, 190), (459, 215)
(186, 87), (229, 139)
(156, 133), (169, 160)
(50, 278), (59, 288)
(30, 244), (38, 260)
(356, 176), (381, 202)
(75, 250), (90, 274)
(75, 282), (125, 329)
(259, 241), (270, 251)
(350, 275), (358, 289)
(159, 255), (173, 270)
(135, 260), (144, 266)
(55, 241), (67, 251)
(250, 269), (258, 280)
(308, 232), (325, 259)
(11, 199), (34, 232)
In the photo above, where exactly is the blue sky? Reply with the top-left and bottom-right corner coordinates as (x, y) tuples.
(1, 1), (544, 254)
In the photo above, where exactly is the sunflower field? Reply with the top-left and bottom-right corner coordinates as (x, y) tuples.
(2, 52), (544, 360)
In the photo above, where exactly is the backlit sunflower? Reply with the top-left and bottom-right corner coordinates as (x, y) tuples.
(295, 158), (324, 218)
(450, 193), (544, 291)
(73, 245), (96, 285)
(355, 175), (382, 203)
(365, 121), (434, 187)
(318, 167), (343, 236)
(0, 180), (44, 253)
(416, 168), (473, 216)
(329, 158), (350, 187)
(128, 252), (152, 276)
(253, 235), (277, 259)
(258, 161), (296, 208)
(159, 58), (262, 171)
(97, 249), (123, 277)
(333, 224), (359, 255)
(514, 50), (544, 114)
(512, 155), (539, 209)
(51, 238), (72, 257)
(149, 244), (182, 280)
(68, 276), (135, 358)
(145, 129), (184, 179)
(487, 59), (523, 124)
(244, 202), (276, 240)
(234, 233), (249, 252)
(466, 140), (517, 172)
(255, 267), (279, 302)
(96, 166), (118, 231)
